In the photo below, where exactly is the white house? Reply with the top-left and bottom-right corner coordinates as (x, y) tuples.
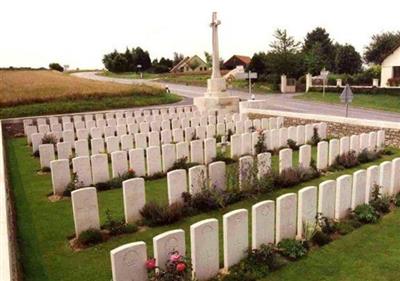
(381, 45), (400, 87)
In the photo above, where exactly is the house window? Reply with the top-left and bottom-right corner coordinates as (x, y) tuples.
(393, 66), (400, 78)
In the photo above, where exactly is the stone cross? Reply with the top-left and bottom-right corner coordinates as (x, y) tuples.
(210, 12), (221, 79)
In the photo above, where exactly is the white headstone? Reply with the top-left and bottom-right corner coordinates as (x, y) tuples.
(162, 144), (176, 172)
(223, 209), (248, 270)
(50, 159), (71, 195)
(39, 144), (55, 168)
(188, 165), (207, 194)
(75, 139), (89, 157)
(279, 148), (293, 173)
(297, 186), (317, 238)
(299, 144), (311, 168)
(329, 139), (340, 166)
(276, 193), (297, 243)
(129, 148), (146, 177)
(121, 134), (134, 151)
(111, 151), (129, 178)
(239, 155), (253, 190)
(366, 165), (379, 202)
(257, 152), (271, 179)
(390, 158), (400, 195)
(379, 161), (392, 195)
(204, 138), (216, 164)
(190, 219), (219, 281)
(167, 169), (187, 205)
(110, 242), (148, 281)
(146, 146), (162, 176)
(296, 125), (305, 145)
(190, 140), (204, 164)
(335, 175), (352, 220)
(153, 229), (186, 269)
(91, 138), (105, 155)
(176, 141), (190, 161)
(252, 200), (275, 249)
(230, 134), (241, 159)
(208, 161), (226, 191)
(72, 156), (92, 187)
(91, 154), (110, 184)
(318, 180), (336, 219)
(123, 178), (145, 223)
(350, 135), (360, 155)
(351, 170), (367, 209)
(71, 187), (100, 236)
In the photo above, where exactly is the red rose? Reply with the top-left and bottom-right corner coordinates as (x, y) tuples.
(176, 262), (186, 272)
(146, 258), (156, 270)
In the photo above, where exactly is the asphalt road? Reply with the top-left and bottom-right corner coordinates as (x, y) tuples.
(73, 72), (400, 122)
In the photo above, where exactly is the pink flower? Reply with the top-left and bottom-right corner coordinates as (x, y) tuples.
(145, 258), (156, 270)
(176, 262), (186, 272)
(170, 253), (182, 262)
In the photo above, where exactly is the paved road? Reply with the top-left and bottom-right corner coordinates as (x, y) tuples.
(73, 72), (400, 122)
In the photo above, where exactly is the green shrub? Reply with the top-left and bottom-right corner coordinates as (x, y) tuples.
(357, 149), (380, 163)
(42, 134), (57, 145)
(309, 127), (321, 145)
(352, 204), (380, 224)
(395, 193), (400, 207)
(312, 231), (332, 246)
(287, 139), (299, 151)
(168, 157), (198, 171)
(248, 244), (284, 271)
(139, 202), (184, 227)
(41, 166), (51, 173)
(95, 169), (136, 191)
(32, 150), (40, 158)
(369, 184), (391, 214)
(333, 151), (359, 169)
(102, 209), (138, 235)
(63, 172), (81, 196)
(273, 166), (319, 189)
(335, 221), (355, 235)
(213, 150), (236, 164)
(277, 239), (308, 260)
(78, 229), (103, 246)
(254, 132), (267, 154)
(316, 213), (337, 235)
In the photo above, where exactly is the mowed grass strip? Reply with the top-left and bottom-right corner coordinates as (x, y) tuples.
(296, 91), (400, 113)
(0, 70), (182, 118)
(7, 136), (400, 281)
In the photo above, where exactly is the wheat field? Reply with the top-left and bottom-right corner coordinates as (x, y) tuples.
(0, 70), (162, 107)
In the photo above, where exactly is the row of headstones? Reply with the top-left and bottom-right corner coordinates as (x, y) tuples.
(50, 139), (217, 195)
(109, 156), (400, 281)
(36, 124), (219, 161)
(230, 122), (327, 158)
(23, 105), (197, 130)
(24, 112), (283, 143)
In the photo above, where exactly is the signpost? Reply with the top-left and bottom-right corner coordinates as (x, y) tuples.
(137, 64), (142, 79)
(320, 68), (329, 97)
(340, 84), (354, 117)
(236, 71), (258, 99)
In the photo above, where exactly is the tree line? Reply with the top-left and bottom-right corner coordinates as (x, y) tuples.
(248, 28), (400, 83)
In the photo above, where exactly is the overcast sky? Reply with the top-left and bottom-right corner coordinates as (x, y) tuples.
(1, 0), (399, 69)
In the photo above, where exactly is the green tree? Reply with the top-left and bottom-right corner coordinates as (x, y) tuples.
(173, 52), (184, 66)
(364, 31), (400, 64)
(49, 63), (64, 72)
(335, 44), (362, 74)
(303, 27), (336, 74)
(204, 51), (212, 67)
(248, 52), (268, 74)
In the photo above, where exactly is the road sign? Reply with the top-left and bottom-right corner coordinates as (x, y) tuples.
(340, 84), (353, 103)
(236, 72), (258, 80)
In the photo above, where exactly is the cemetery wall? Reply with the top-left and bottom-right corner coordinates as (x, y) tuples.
(0, 122), (20, 281)
(241, 103), (400, 147)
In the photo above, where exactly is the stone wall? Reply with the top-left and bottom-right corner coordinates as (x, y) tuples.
(248, 113), (400, 148)
(0, 122), (21, 281)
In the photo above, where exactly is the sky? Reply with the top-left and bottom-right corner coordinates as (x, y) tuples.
(1, 0), (399, 69)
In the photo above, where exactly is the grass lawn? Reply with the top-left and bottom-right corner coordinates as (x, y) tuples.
(7, 136), (400, 281)
(98, 71), (276, 93)
(0, 70), (182, 119)
(296, 92), (400, 114)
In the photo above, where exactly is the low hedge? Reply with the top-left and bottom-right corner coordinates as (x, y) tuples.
(309, 86), (400, 96)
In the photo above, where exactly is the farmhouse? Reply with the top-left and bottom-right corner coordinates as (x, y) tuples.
(381, 44), (400, 87)
(223, 55), (251, 70)
(170, 55), (208, 73)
